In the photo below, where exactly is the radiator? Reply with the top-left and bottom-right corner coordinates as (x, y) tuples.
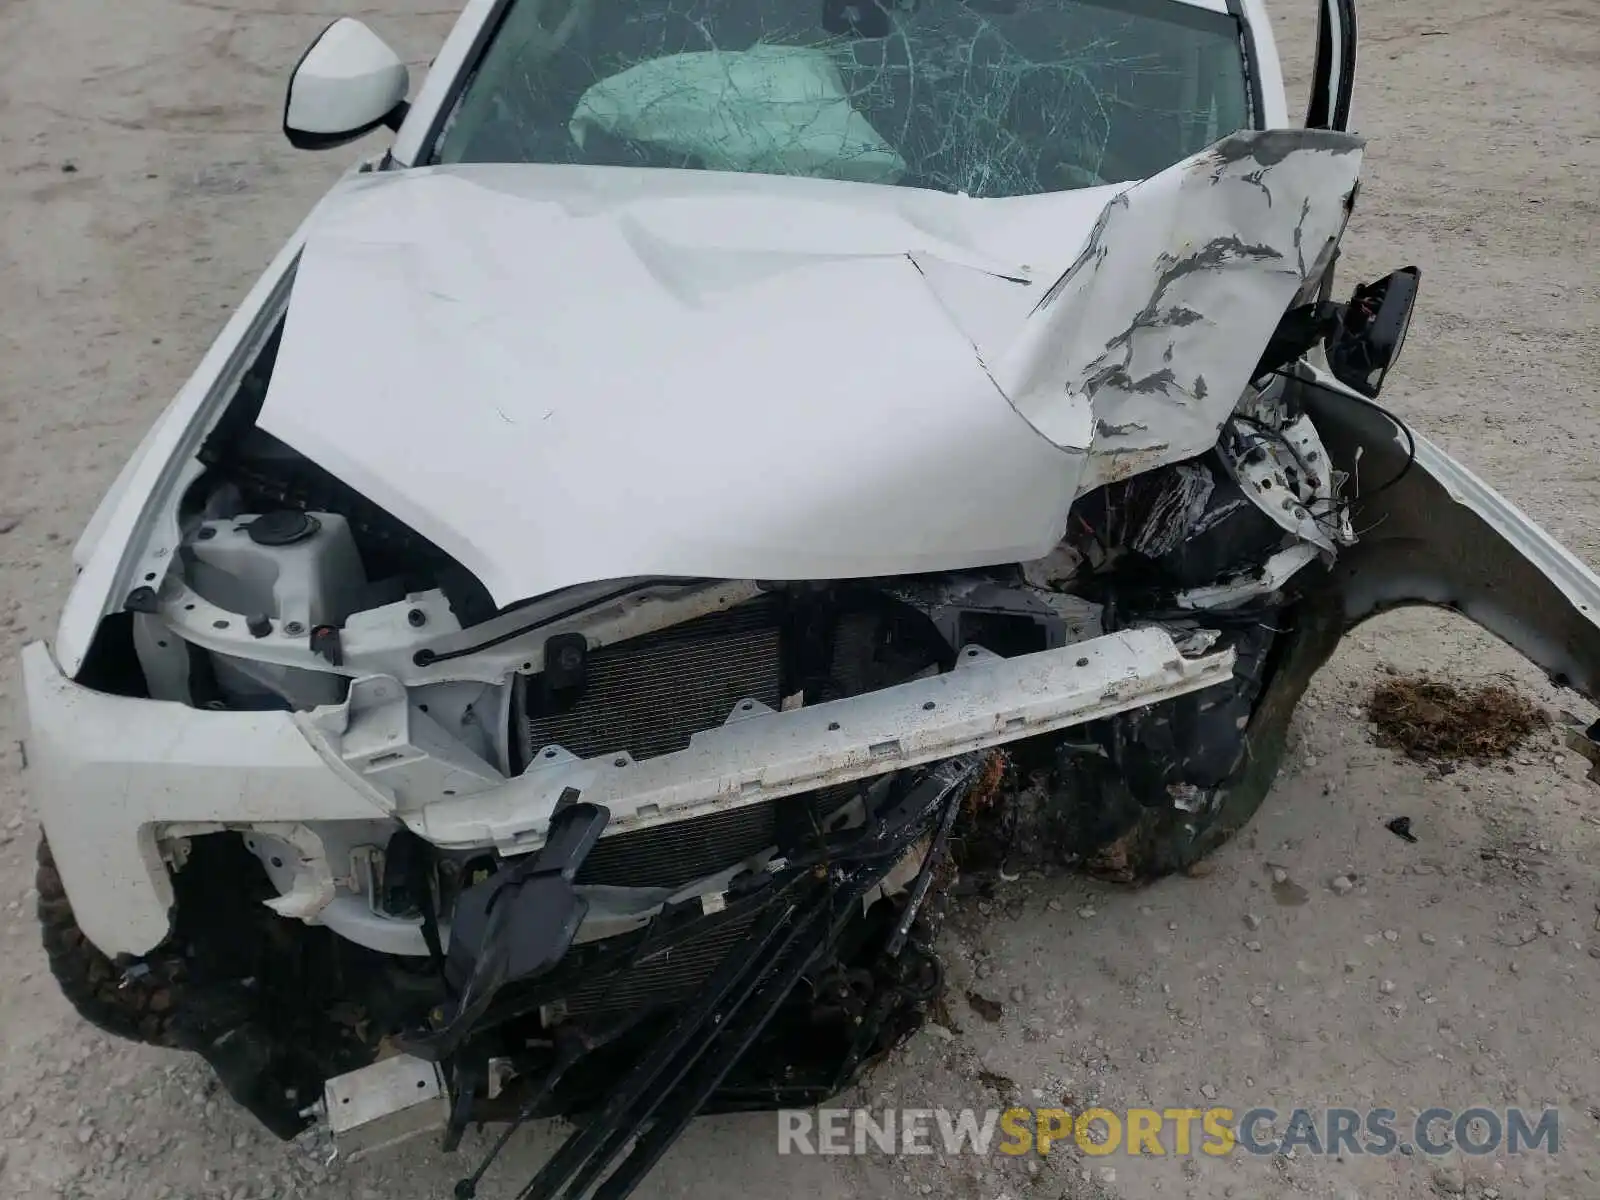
(559, 908), (760, 1019)
(518, 602), (783, 764)
(516, 602), (862, 895)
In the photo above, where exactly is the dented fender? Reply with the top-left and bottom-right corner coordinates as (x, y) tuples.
(1053, 368), (1600, 881)
(1297, 366), (1600, 703)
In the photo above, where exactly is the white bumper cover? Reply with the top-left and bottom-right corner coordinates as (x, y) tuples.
(22, 626), (1233, 958)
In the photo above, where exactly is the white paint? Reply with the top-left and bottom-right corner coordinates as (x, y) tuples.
(389, 0), (502, 167)
(285, 19), (409, 141)
(394, 626), (1236, 852)
(50, 239), (302, 679)
(1176, 542), (1322, 609)
(1239, 0), (1290, 127)
(260, 164), (1097, 608)
(994, 131), (1364, 492)
(261, 131), (1361, 610)
(23, 623), (1233, 956)
(20, 640), (392, 957)
(50, 0), (1298, 675)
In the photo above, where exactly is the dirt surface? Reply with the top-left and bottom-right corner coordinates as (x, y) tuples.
(2, 1), (1598, 1198)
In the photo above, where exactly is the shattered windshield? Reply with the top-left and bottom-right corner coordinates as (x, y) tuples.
(434, 0), (1250, 197)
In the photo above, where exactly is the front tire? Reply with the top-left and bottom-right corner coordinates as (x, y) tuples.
(36, 834), (182, 1047)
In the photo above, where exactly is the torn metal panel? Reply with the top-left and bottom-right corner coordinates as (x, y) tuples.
(1217, 409), (1352, 553)
(260, 131), (1364, 609)
(1296, 364), (1600, 698)
(1176, 542), (1321, 609)
(1125, 461), (1215, 559)
(395, 626), (1234, 853)
(259, 165), (1097, 609)
(994, 129), (1364, 490)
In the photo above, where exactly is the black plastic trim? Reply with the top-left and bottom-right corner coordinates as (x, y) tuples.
(1225, 0), (1268, 130)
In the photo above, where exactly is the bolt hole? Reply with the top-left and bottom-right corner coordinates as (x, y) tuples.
(522, 662), (533, 671)
(341, 1097), (350, 1105)
(270, 856), (283, 869)
(143, 572), (156, 582)
(418, 703), (428, 713)
(965, 648), (979, 656)
(739, 700), (752, 710)
(157, 640), (168, 649)
(614, 757), (626, 767)
(417, 1079), (427, 1089)
(442, 789), (455, 796)
(1076, 657), (1089, 667)
(828, 722), (841, 732)
(184, 604), (195, 611)
(544, 749), (557, 759)
(213, 619), (229, 630)
(922, 701), (936, 711)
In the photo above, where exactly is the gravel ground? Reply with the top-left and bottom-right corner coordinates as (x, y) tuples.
(1, 1), (1598, 1198)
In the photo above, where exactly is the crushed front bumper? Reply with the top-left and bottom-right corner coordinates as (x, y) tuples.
(20, 624), (1234, 958)
(24, 372), (1600, 963)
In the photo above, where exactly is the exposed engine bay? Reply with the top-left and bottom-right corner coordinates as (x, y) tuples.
(35, 105), (1600, 1199)
(24, 0), (1600, 1193)
(52, 276), (1369, 1187)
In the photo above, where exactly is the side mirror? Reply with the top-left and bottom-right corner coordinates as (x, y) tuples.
(1328, 267), (1421, 398)
(284, 18), (409, 151)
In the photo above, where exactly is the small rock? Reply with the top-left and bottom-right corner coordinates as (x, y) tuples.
(1077, 905), (1097, 919)
(1271, 867), (1289, 885)
(1243, 913), (1263, 930)
(1168, 920), (1179, 931)
(1420, 932), (1437, 945)
(1045, 898), (1063, 913)
(1245, 940), (1263, 952)
(1331, 875), (1355, 895)
(77, 1124), (94, 1145)
(1431, 1160), (1466, 1194)
(1200, 1083), (1218, 1100)
(1537, 920), (1556, 936)
(1379, 979), (1396, 995)
(1382, 929), (1400, 943)
(1249, 994), (1267, 1008)
(0, 513), (21, 536)
(1009, 986), (1026, 1003)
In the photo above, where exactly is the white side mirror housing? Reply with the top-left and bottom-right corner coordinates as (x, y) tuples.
(284, 18), (410, 151)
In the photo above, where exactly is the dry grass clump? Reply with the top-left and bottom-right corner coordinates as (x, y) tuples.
(1367, 675), (1549, 764)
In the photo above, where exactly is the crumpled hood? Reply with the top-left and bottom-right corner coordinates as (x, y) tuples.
(262, 130), (1362, 608)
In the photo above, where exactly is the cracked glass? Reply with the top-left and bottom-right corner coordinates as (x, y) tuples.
(434, 0), (1249, 197)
